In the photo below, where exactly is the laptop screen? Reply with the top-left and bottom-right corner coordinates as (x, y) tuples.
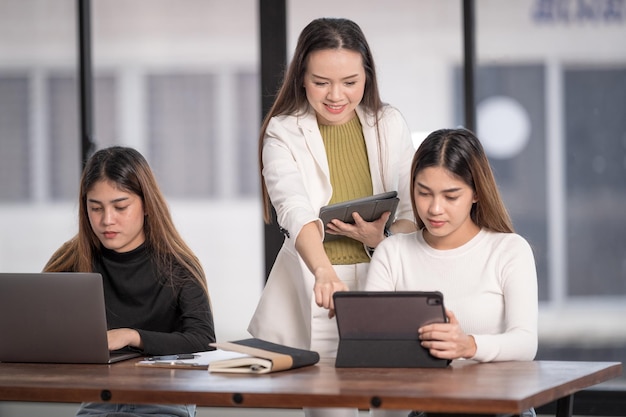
(0, 272), (139, 364)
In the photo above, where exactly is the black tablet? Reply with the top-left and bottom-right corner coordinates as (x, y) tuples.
(319, 191), (399, 241)
(333, 291), (450, 368)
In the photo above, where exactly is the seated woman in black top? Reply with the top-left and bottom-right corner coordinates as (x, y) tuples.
(45, 146), (215, 417)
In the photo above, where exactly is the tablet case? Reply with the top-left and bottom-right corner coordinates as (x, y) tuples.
(319, 191), (399, 241)
(333, 291), (450, 368)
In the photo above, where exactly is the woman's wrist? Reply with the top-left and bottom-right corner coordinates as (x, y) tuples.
(365, 228), (392, 255)
(463, 335), (477, 359)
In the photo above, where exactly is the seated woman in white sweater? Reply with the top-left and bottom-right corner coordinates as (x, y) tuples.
(363, 127), (538, 364)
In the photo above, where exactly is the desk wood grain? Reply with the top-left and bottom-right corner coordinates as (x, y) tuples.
(0, 359), (621, 414)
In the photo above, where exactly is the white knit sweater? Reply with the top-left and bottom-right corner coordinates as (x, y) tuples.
(363, 228), (538, 362)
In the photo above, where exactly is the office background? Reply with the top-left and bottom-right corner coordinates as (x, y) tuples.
(1, 0), (625, 415)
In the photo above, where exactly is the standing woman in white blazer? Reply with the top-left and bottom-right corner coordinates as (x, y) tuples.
(248, 17), (415, 414)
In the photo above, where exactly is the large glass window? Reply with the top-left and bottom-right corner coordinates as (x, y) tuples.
(473, 0), (626, 383)
(48, 74), (117, 200)
(147, 73), (218, 197)
(236, 72), (261, 196)
(0, 76), (30, 201)
(47, 74), (81, 200)
(565, 67), (626, 297)
(455, 64), (550, 299)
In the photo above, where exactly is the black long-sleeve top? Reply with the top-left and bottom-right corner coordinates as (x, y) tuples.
(93, 243), (215, 355)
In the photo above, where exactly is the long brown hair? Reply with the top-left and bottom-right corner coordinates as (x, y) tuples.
(258, 17), (384, 223)
(44, 146), (208, 295)
(410, 128), (514, 233)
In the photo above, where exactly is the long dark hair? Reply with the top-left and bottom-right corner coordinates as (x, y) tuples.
(410, 128), (514, 233)
(258, 17), (384, 222)
(44, 146), (208, 295)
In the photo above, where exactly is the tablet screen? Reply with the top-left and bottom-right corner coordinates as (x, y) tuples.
(333, 291), (446, 339)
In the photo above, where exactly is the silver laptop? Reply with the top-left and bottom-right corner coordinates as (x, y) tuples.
(0, 272), (141, 364)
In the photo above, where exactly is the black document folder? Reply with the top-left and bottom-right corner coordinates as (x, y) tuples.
(209, 338), (320, 374)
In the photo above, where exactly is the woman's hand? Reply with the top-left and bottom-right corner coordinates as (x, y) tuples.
(295, 222), (348, 318)
(312, 265), (348, 318)
(107, 328), (143, 351)
(325, 211), (391, 248)
(418, 309), (477, 360)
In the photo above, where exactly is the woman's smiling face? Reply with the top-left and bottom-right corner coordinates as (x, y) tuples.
(303, 48), (366, 126)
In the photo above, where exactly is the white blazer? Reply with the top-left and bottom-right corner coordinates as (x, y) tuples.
(248, 104), (416, 349)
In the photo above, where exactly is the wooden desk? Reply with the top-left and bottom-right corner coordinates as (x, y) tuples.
(0, 359), (621, 417)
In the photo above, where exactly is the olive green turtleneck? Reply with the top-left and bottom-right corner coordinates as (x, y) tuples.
(320, 115), (373, 265)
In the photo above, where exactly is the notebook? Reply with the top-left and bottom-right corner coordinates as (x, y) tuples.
(0, 272), (141, 364)
(333, 291), (450, 368)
